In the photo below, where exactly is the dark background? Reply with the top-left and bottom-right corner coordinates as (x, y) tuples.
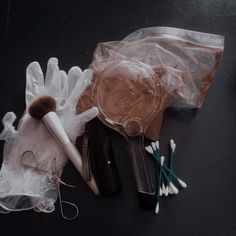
(0, 0), (236, 235)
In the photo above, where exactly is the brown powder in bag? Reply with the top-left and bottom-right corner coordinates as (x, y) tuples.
(77, 37), (223, 140)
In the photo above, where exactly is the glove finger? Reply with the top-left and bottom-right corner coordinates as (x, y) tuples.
(68, 66), (83, 96)
(45, 59), (62, 103)
(76, 107), (99, 124)
(25, 62), (44, 107)
(68, 69), (92, 106)
(0, 112), (17, 140)
(59, 70), (68, 107)
(45, 57), (58, 87)
(64, 107), (98, 141)
(2, 112), (16, 125)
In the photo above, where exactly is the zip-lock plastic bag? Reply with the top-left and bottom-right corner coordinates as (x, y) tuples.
(78, 27), (224, 140)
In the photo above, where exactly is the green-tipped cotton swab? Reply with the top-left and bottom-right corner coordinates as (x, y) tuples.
(155, 156), (164, 214)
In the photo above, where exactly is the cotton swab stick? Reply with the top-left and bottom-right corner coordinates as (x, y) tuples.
(164, 184), (169, 196)
(155, 156), (164, 214)
(151, 141), (160, 159)
(169, 139), (176, 181)
(168, 139), (176, 192)
(161, 182), (166, 196)
(151, 142), (157, 153)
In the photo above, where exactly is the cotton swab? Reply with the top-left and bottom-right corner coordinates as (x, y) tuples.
(177, 178), (187, 188)
(169, 139), (176, 179)
(161, 182), (166, 196)
(159, 187), (163, 196)
(145, 146), (154, 154)
(151, 142), (157, 152)
(168, 139), (176, 191)
(155, 156), (164, 214)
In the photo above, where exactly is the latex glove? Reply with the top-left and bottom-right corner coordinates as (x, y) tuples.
(0, 58), (98, 214)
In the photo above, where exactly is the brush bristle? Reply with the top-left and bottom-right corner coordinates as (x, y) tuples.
(28, 96), (56, 119)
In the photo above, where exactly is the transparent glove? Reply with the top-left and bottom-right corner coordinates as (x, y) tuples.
(0, 58), (98, 214)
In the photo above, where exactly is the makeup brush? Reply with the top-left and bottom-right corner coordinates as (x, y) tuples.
(28, 95), (99, 195)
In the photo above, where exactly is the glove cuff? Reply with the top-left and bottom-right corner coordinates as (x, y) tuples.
(0, 161), (58, 213)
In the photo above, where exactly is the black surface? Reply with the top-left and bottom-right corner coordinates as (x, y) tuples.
(0, 0), (236, 235)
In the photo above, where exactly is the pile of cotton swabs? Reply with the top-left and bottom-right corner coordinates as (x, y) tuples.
(145, 139), (187, 214)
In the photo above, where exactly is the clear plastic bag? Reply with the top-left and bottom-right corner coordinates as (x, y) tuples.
(123, 27), (224, 108)
(78, 27), (224, 140)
